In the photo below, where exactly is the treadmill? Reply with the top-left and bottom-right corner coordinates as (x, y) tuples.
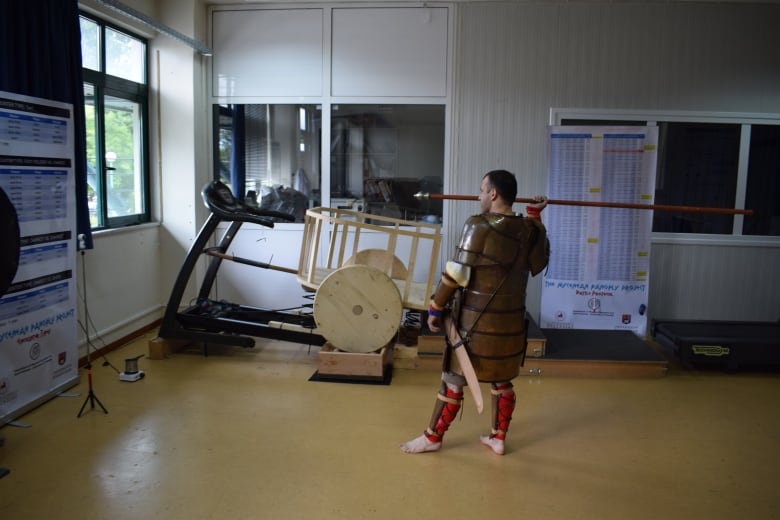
(157, 181), (325, 354)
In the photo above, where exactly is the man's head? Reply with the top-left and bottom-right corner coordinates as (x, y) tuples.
(479, 170), (517, 213)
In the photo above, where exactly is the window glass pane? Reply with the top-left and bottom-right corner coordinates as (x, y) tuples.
(106, 27), (145, 83)
(104, 95), (143, 218)
(79, 17), (100, 71)
(83, 83), (102, 227)
(330, 104), (445, 223)
(652, 122), (740, 234)
(214, 104), (322, 222)
(80, 12), (149, 230)
(744, 125), (780, 236)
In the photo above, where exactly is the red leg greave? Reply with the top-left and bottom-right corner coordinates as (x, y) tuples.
(425, 382), (463, 443)
(489, 382), (516, 441)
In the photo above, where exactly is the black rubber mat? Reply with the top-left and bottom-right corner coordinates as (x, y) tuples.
(541, 329), (665, 362)
(308, 367), (392, 385)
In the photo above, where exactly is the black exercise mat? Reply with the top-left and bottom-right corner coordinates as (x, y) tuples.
(308, 368), (392, 385)
(541, 329), (665, 362)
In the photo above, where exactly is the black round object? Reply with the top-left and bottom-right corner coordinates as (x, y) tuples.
(0, 187), (20, 297)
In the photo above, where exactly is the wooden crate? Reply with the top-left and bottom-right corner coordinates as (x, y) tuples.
(417, 334), (445, 355)
(393, 344), (419, 369)
(296, 207), (442, 311)
(318, 342), (393, 378)
(525, 314), (546, 357)
(525, 338), (547, 357)
(526, 337), (547, 358)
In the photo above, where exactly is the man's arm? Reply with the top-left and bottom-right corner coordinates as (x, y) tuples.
(427, 261), (471, 332)
(525, 195), (548, 220)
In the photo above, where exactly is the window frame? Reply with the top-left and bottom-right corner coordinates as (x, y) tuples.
(80, 12), (151, 230)
(550, 108), (780, 243)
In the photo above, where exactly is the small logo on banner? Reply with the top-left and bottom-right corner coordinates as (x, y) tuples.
(621, 314), (631, 324)
(58, 351), (67, 365)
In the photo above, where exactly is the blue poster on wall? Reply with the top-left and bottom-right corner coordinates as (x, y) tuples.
(0, 90), (79, 425)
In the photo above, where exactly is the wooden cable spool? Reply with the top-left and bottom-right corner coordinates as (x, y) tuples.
(343, 248), (409, 280)
(313, 264), (403, 353)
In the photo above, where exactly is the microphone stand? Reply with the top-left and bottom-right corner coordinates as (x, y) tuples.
(76, 234), (108, 417)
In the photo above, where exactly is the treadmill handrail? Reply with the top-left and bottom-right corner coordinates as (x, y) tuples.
(201, 180), (295, 228)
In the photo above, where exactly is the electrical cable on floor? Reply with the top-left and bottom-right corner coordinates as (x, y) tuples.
(76, 319), (120, 374)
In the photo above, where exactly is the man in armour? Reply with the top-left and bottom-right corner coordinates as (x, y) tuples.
(400, 169), (549, 455)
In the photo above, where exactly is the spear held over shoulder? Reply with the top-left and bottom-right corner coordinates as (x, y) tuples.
(413, 192), (753, 216)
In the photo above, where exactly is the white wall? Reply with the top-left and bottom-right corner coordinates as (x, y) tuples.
(450, 2), (780, 323)
(76, 1), (780, 358)
(76, 0), (212, 359)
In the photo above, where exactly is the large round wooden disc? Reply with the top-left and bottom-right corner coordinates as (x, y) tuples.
(314, 264), (402, 353)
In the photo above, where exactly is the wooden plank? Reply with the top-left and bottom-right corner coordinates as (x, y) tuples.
(386, 308), (668, 379)
(518, 358), (668, 378)
(414, 353), (667, 378)
(393, 344), (419, 369)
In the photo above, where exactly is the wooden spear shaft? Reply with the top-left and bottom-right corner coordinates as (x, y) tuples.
(414, 192), (754, 216)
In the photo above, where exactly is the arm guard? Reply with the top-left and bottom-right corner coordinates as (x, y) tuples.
(430, 260), (470, 311)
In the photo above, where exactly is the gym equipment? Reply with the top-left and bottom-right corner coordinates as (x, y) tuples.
(651, 319), (780, 371)
(157, 181), (325, 352)
(157, 181), (443, 355)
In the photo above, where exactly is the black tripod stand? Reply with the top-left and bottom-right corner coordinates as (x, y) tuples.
(77, 362), (108, 417)
(76, 236), (108, 418)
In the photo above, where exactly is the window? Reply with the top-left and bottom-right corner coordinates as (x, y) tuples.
(80, 14), (150, 229)
(330, 104), (445, 223)
(744, 125), (780, 236)
(214, 103), (447, 225)
(654, 122), (741, 234)
(559, 113), (780, 237)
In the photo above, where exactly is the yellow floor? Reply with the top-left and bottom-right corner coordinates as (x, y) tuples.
(1, 331), (779, 520)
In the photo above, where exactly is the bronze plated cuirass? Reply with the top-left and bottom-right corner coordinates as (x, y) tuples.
(452, 213), (547, 382)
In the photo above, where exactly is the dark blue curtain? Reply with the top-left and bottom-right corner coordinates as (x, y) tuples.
(0, 0), (93, 249)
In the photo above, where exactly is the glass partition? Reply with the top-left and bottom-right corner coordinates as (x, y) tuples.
(213, 103), (445, 224)
(214, 104), (322, 222)
(330, 104), (444, 223)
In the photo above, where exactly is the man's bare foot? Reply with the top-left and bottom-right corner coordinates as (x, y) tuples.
(479, 435), (505, 455)
(400, 434), (441, 454)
